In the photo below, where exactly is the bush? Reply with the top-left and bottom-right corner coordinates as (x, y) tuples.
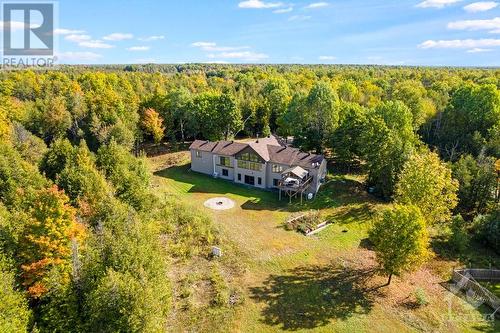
(414, 288), (429, 307)
(474, 209), (500, 253)
(210, 265), (229, 307)
(285, 210), (321, 234)
(448, 215), (469, 253)
(87, 269), (169, 333)
(0, 254), (31, 332)
(157, 201), (216, 258)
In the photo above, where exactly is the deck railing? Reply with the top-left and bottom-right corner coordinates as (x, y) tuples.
(277, 175), (313, 191)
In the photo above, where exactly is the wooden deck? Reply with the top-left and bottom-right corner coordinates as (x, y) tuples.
(277, 175), (314, 203)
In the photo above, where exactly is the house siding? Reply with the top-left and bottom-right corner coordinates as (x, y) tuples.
(190, 149), (214, 175)
(310, 159), (327, 193)
(189, 145), (327, 194)
(234, 162), (267, 189)
(214, 154), (235, 180)
(266, 162), (288, 189)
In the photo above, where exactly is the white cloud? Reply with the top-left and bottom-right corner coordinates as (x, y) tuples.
(102, 33), (133, 41)
(127, 46), (150, 51)
(273, 7), (293, 13)
(448, 17), (500, 33)
(238, 0), (283, 9)
(305, 2), (329, 9)
(54, 28), (85, 35)
(57, 51), (102, 62)
(207, 51), (269, 62)
(288, 15), (312, 21)
(191, 41), (249, 51)
(419, 38), (500, 48)
(79, 40), (114, 49)
(191, 41), (216, 48)
(467, 47), (493, 52)
(416, 0), (462, 8)
(319, 55), (336, 60)
(138, 35), (165, 41)
(65, 34), (91, 42)
(193, 41), (267, 62)
(464, 1), (498, 12)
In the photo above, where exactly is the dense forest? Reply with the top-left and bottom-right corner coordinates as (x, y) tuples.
(0, 64), (499, 331)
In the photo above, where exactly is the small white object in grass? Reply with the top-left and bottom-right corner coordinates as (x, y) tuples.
(308, 193), (313, 200)
(212, 246), (222, 257)
(204, 197), (235, 210)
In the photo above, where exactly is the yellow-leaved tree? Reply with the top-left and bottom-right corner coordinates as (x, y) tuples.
(141, 107), (165, 143)
(18, 185), (86, 298)
(395, 150), (458, 225)
(369, 204), (431, 285)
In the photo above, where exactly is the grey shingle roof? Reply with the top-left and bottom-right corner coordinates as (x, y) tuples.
(189, 135), (324, 169)
(267, 145), (324, 169)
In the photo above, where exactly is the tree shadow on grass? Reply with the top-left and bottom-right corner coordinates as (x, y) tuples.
(155, 164), (284, 210)
(324, 203), (376, 226)
(249, 264), (380, 331)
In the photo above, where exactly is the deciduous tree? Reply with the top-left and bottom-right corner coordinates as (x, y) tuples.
(17, 185), (86, 298)
(369, 204), (430, 285)
(395, 150), (458, 224)
(141, 108), (165, 143)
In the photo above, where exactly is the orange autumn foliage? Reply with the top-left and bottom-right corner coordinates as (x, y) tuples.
(141, 107), (164, 143)
(18, 185), (86, 298)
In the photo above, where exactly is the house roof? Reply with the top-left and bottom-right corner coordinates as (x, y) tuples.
(189, 140), (218, 152)
(189, 140), (247, 155)
(267, 145), (324, 169)
(213, 141), (247, 155)
(190, 135), (325, 169)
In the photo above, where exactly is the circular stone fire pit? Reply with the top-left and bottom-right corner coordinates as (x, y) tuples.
(203, 197), (235, 210)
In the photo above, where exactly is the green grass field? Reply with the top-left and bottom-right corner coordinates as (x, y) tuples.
(150, 151), (499, 333)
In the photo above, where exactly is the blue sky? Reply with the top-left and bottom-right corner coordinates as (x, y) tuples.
(50, 0), (500, 65)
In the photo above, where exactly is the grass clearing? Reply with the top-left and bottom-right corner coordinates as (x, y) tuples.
(150, 151), (499, 333)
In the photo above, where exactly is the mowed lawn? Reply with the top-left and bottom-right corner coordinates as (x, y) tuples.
(150, 151), (499, 333)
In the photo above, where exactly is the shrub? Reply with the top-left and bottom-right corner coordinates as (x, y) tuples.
(448, 215), (469, 253)
(0, 254), (31, 332)
(414, 288), (429, 306)
(210, 265), (229, 307)
(474, 209), (500, 253)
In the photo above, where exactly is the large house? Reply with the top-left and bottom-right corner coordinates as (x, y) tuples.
(189, 135), (327, 196)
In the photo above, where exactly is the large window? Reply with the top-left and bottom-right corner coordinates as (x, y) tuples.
(272, 164), (283, 173)
(237, 160), (262, 171)
(239, 152), (259, 162)
(219, 156), (230, 167)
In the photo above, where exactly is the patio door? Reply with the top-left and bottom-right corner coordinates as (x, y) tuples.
(244, 175), (255, 186)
